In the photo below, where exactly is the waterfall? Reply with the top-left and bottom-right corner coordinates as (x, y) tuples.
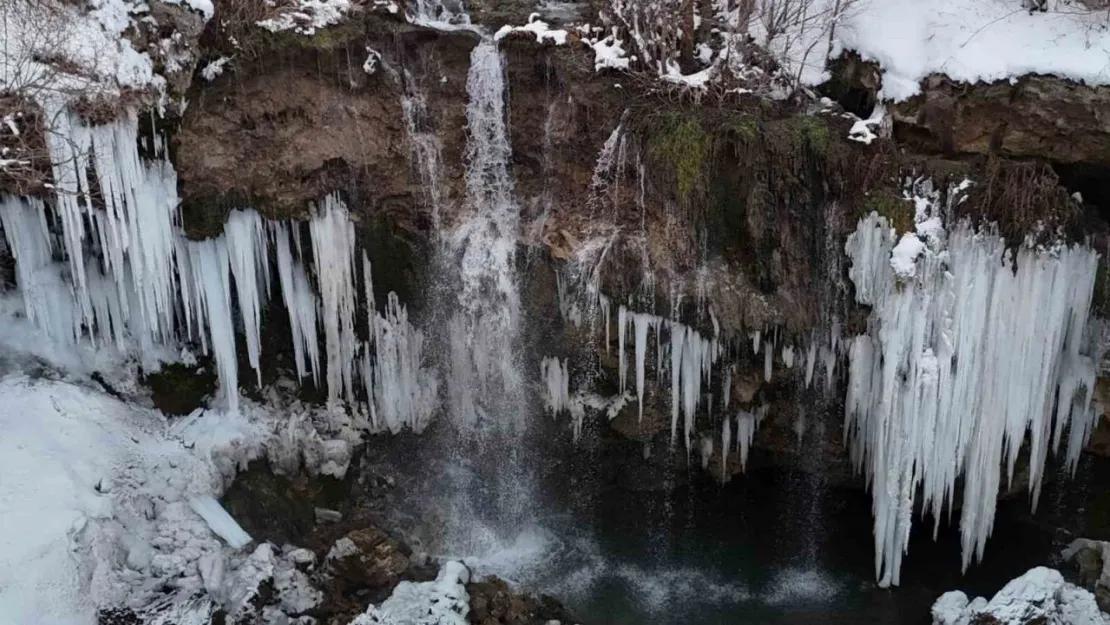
(445, 39), (524, 432)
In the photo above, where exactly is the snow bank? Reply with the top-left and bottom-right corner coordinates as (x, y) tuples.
(833, 0), (1110, 99)
(495, 14), (569, 45)
(257, 0), (353, 35)
(931, 567), (1109, 625)
(0, 372), (357, 624)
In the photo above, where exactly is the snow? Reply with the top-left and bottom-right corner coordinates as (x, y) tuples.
(257, 0), (352, 34)
(0, 374), (287, 624)
(200, 57), (230, 81)
(0, 0), (162, 103)
(495, 14), (569, 45)
(348, 561), (471, 625)
(832, 0), (1110, 100)
(845, 184), (1100, 587)
(931, 567), (1109, 625)
(590, 30), (632, 71)
(364, 48), (383, 74)
(890, 232), (926, 277)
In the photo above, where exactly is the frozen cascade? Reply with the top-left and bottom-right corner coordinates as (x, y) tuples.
(844, 212), (1100, 588)
(609, 305), (720, 449)
(366, 292), (440, 434)
(446, 39), (524, 430)
(310, 195), (360, 405)
(224, 211), (270, 386)
(0, 111), (434, 429)
(272, 222), (322, 387)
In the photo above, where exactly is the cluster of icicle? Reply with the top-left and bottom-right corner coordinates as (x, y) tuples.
(0, 107), (436, 432)
(845, 211), (1100, 588)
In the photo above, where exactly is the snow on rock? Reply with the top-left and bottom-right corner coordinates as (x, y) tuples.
(495, 14), (569, 45)
(832, 0), (1110, 100)
(889, 232), (925, 278)
(348, 561), (471, 625)
(0, 375), (261, 623)
(845, 184), (1100, 587)
(257, 0), (352, 35)
(200, 56), (230, 81)
(589, 29), (631, 72)
(931, 567), (1110, 625)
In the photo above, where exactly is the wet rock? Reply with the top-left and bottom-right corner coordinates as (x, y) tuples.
(466, 576), (576, 625)
(608, 393), (667, 442)
(220, 460), (345, 546)
(1062, 538), (1110, 613)
(326, 527), (411, 591)
(142, 359), (217, 416)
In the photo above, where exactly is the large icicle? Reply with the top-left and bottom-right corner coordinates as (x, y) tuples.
(310, 195), (360, 404)
(272, 222), (322, 386)
(225, 210), (269, 386)
(844, 210), (1100, 588)
(369, 293), (439, 433)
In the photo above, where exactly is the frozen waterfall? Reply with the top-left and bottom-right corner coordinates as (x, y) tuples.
(0, 110), (435, 429)
(845, 210), (1100, 588)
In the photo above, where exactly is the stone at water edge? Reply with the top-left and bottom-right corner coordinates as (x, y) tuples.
(931, 567), (1108, 625)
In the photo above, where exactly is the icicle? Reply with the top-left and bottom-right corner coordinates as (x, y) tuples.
(618, 305), (629, 394)
(600, 294), (611, 353)
(763, 340), (773, 382)
(721, 414), (732, 478)
(782, 345), (795, 369)
(844, 210), (1100, 588)
(805, 336), (817, 388)
(310, 195), (359, 404)
(723, 365), (732, 412)
(225, 210), (268, 386)
(670, 320), (685, 445)
(185, 238), (239, 411)
(370, 293), (439, 433)
(633, 312), (652, 422)
(272, 222), (321, 386)
(736, 411), (757, 471)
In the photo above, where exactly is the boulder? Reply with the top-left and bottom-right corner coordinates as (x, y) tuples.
(326, 527), (411, 590)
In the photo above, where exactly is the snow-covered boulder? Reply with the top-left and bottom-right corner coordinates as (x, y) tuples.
(931, 567), (1110, 625)
(348, 560), (470, 625)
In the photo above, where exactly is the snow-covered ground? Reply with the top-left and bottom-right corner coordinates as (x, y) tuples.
(833, 0), (1110, 99)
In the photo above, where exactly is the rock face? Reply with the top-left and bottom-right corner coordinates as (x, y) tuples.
(931, 567), (1108, 625)
(466, 576), (577, 625)
(892, 74), (1110, 166)
(1063, 538), (1110, 614)
(326, 527), (412, 591)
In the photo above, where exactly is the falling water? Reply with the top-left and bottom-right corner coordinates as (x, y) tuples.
(446, 39), (524, 433)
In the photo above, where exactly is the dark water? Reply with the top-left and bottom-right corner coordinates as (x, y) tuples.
(471, 461), (1066, 625)
(368, 425), (1076, 625)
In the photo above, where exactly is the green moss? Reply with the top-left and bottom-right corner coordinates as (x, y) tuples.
(797, 117), (830, 156)
(726, 115), (759, 143)
(648, 113), (710, 199)
(859, 191), (914, 234)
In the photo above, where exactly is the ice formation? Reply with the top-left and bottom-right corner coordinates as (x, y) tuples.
(606, 305), (721, 449)
(845, 210), (1100, 587)
(0, 109), (434, 430)
(188, 496), (253, 548)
